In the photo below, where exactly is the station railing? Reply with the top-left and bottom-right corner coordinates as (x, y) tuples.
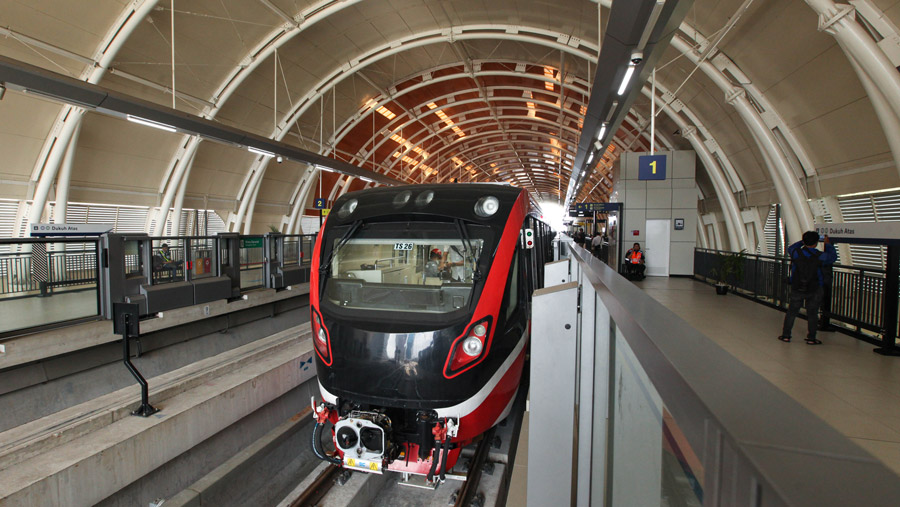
(530, 241), (900, 506)
(0, 233), (316, 339)
(694, 248), (891, 342)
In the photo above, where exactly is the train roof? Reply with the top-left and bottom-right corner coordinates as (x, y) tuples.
(327, 184), (531, 228)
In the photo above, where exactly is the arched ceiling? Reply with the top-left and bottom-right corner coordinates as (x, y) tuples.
(0, 0), (898, 232)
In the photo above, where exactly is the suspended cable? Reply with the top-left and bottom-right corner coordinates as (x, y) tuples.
(171, 0), (176, 109)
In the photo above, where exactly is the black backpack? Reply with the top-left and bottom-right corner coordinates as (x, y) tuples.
(791, 249), (821, 293)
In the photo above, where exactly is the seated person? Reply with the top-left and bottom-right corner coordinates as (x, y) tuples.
(155, 243), (179, 280)
(624, 242), (646, 280)
(424, 248), (445, 279)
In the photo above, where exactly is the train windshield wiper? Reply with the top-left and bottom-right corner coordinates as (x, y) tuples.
(320, 220), (362, 274)
(454, 219), (482, 281)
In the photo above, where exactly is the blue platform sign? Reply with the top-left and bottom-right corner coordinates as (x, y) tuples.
(638, 155), (666, 180)
(313, 198), (326, 209)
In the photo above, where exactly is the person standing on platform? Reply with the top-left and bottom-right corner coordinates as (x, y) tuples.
(591, 232), (604, 258)
(778, 231), (837, 345)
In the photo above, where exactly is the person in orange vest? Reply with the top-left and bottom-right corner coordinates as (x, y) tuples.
(624, 242), (646, 280)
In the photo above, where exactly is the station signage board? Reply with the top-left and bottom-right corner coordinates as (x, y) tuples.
(815, 222), (900, 245)
(240, 237), (264, 249)
(575, 202), (621, 212)
(568, 208), (590, 218)
(313, 198), (326, 209)
(29, 223), (113, 237)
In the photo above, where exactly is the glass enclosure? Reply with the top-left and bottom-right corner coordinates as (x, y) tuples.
(0, 239), (100, 334)
(239, 236), (265, 289)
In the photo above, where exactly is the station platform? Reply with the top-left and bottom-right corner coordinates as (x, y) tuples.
(507, 274), (900, 506)
(638, 276), (900, 476)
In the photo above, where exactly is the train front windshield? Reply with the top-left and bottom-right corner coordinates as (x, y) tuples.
(322, 222), (488, 314)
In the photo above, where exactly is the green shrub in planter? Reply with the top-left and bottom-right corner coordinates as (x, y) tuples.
(710, 250), (747, 295)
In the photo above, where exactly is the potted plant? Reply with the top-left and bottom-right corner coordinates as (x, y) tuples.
(711, 249), (746, 295)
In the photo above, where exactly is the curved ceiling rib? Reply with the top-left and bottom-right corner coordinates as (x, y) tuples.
(225, 24), (602, 231)
(313, 58), (634, 203)
(148, 0), (367, 233)
(20, 0), (160, 237)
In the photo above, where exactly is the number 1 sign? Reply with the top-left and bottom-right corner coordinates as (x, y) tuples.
(638, 155), (666, 180)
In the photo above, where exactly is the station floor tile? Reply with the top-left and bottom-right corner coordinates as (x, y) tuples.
(638, 276), (900, 476)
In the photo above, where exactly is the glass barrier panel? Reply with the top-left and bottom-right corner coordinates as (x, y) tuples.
(239, 236), (265, 289)
(284, 237), (300, 265)
(151, 238), (185, 284)
(188, 238), (216, 280)
(301, 235), (314, 267)
(608, 323), (704, 507)
(0, 240), (100, 334)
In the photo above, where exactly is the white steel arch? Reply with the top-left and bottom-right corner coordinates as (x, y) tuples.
(669, 35), (811, 241)
(20, 0), (160, 236)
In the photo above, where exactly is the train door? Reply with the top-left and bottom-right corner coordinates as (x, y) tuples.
(499, 243), (528, 342)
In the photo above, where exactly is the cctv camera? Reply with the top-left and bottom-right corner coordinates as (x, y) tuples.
(276, 155), (283, 163)
(630, 51), (644, 65)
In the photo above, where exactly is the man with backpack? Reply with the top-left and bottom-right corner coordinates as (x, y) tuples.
(778, 231), (837, 345)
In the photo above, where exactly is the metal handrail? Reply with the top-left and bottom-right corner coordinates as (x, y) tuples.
(570, 246), (900, 505)
(695, 247), (892, 339)
(695, 247), (888, 275)
(0, 233), (317, 337)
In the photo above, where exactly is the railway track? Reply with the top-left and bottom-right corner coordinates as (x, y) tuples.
(289, 465), (343, 507)
(283, 381), (527, 507)
(287, 430), (496, 507)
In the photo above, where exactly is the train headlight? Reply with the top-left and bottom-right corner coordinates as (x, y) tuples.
(462, 336), (483, 356)
(474, 196), (500, 217)
(445, 319), (491, 377)
(415, 190), (434, 206)
(393, 190), (412, 207)
(338, 198), (358, 218)
(311, 307), (332, 365)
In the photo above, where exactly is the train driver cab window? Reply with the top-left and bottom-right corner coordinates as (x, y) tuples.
(322, 223), (488, 314)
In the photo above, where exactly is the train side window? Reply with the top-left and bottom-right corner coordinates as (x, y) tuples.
(504, 250), (519, 322)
